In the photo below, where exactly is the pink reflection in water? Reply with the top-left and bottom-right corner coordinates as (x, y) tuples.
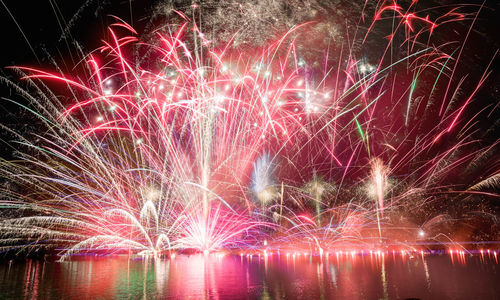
(165, 254), (257, 299)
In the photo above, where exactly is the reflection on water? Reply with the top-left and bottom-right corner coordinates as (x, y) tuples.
(0, 253), (499, 299)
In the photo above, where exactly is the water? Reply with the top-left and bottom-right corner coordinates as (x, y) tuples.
(0, 253), (498, 299)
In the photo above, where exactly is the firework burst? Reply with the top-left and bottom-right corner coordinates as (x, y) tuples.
(0, 1), (498, 259)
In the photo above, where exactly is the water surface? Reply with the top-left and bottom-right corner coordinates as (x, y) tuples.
(0, 253), (498, 299)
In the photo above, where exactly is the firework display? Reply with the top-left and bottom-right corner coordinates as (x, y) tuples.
(0, 0), (498, 261)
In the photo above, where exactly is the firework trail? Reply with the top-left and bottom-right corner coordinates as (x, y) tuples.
(0, 1), (498, 258)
